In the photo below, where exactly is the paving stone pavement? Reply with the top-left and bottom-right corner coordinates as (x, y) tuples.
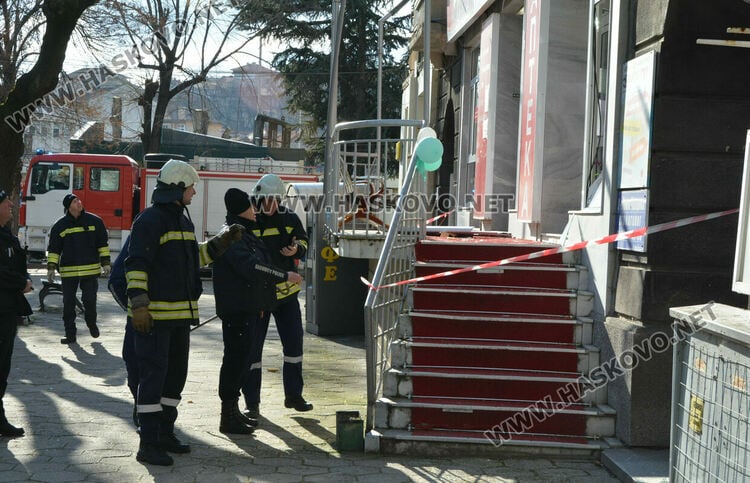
(0, 269), (620, 482)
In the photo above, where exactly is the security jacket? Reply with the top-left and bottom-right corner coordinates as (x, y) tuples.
(125, 202), (212, 326)
(0, 225), (32, 318)
(254, 205), (308, 301)
(213, 214), (289, 316)
(47, 210), (110, 278)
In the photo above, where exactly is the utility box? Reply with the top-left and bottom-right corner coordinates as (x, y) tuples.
(669, 303), (750, 482)
(305, 211), (368, 336)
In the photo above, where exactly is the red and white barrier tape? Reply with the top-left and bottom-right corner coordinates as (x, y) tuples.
(426, 209), (455, 224)
(361, 208), (739, 291)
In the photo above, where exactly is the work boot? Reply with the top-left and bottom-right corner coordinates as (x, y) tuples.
(87, 322), (100, 338)
(136, 442), (173, 466)
(60, 335), (76, 344)
(244, 403), (260, 420)
(220, 400), (255, 434)
(157, 432), (191, 453)
(284, 396), (313, 412)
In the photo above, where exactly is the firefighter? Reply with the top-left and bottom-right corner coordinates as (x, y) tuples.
(47, 194), (110, 344)
(125, 159), (243, 466)
(0, 190), (33, 437)
(213, 188), (303, 434)
(242, 174), (312, 419)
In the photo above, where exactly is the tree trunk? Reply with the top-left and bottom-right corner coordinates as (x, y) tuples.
(0, 0), (99, 227)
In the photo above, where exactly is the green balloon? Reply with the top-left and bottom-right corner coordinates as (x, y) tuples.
(415, 137), (443, 172)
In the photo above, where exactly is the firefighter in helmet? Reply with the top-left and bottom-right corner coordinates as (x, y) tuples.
(241, 173), (312, 419)
(125, 159), (243, 466)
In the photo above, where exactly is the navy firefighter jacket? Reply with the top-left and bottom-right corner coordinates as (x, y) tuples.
(125, 202), (210, 326)
(254, 205), (308, 301)
(0, 225), (32, 318)
(212, 214), (289, 317)
(47, 211), (110, 278)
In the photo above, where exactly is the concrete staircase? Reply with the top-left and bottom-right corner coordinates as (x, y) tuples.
(369, 234), (617, 456)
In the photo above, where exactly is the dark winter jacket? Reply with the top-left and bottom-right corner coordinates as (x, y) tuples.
(0, 225), (32, 318)
(213, 214), (288, 316)
(47, 210), (110, 278)
(254, 206), (308, 301)
(125, 202), (207, 326)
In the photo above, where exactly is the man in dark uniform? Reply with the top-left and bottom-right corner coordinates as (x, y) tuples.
(126, 160), (242, 466)
(214, 188), (302, 434)
(242, 174), (312, 419)
(47, 194), (110, 344)
(0, 190), (33, 437)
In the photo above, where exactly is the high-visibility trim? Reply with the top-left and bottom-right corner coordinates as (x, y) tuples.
(252, 229), (261, 237)
(159, 231), (196, 245)
(276, 281), (301, 300)
(199, 243), (212, 266)
(258, 227), (281, 237)
(98, 246), (111, 257)
(284, 355), (303, 364)
(285, 226), (294, 234)
(249, 362), (262, 371)
(60, 225), (97, 237)
(148, 300), (198, 311)
(161, 397), (180, 407)
(59, 263), (101, 278)
(126, 271), (148, 291)
(150, 310), (199, 320)
(298, 239), (309, 250)
(47, 253), (60, 264)
(137, 403), (162, 413)
(126, 300), (198, 321)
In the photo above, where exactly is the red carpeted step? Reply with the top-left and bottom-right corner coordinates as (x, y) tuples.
(411, 406), (587, 435)
(416, 238), (564, 264)
(412, 285), (575, 315)
(409, 338), (581, 372)
(404, 367), (583, 402)
(410, 310), (578, 343)
(415, 261), (573, 288)
(407, 428), (592, 447)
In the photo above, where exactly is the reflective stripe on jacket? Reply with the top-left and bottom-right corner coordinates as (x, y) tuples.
(254, 206), (308, 301)
(47, 211), (110, 278)
(125, 203), (203, 325)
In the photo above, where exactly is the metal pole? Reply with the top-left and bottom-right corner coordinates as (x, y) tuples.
(323, 0), (347, 205)
(423, 0), (431, 123)
(378, 0), (410, 121)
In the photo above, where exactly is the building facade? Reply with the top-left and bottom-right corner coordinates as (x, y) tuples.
(407, 0), (750, 446)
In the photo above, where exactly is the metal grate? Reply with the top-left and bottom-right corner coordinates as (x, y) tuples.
(672, 326), (750, 482)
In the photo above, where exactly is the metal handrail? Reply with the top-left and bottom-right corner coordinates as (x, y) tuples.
(323, 119), (425, 243)
(363, 132), (432, 431)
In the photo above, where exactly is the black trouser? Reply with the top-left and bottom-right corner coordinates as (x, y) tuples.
(61, 276), (98, 337)
(122, 317), (138, 400)
(218, 312), (258, 402)
(242, 297), (304, 408)
(0, 315), (18, 401)
(135, 323), (190, 443)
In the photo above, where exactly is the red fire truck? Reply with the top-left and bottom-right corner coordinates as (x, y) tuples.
(18, 153), (319, 260)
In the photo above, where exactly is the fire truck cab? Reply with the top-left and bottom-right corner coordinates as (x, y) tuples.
(19, 153), (140, 260)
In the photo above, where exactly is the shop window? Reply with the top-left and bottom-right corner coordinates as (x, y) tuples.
(584, 0), (610, 206)
(463, 47), (481, 206)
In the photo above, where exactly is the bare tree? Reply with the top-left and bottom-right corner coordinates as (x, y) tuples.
(108, 0), (264, 155)
(0, 0), (99, 200)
